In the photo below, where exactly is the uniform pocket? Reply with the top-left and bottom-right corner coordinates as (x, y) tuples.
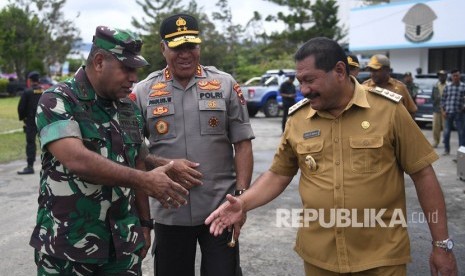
(296, 141), (325, 174)
(198, 99), (226, 135)
(349, 136), (383, 173)
(147, 104), (176, 141)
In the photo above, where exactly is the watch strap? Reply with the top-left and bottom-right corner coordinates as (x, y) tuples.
(234, 189), (247, 196)
(140, 219), (154, 229)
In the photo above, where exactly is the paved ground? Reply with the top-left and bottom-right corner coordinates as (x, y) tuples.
(0, 115), (463, 275)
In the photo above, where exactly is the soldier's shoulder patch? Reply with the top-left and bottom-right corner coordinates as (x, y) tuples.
(368, 86), (402, 103)
(289, 98), (310, 115)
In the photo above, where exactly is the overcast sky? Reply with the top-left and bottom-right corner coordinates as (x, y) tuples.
(2, 0), (355, 43)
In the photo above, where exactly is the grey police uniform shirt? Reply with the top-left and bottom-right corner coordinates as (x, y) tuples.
(132, 65), (255, 226)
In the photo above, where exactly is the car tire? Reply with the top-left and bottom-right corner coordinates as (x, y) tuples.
(264, 98), (279, 117)
(247, 106), (259, 117)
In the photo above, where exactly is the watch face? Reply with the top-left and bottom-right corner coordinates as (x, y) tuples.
(446, 239), (454, 250)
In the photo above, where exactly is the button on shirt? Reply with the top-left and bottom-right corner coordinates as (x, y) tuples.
(441, 82), (465, 114)
(132, 65), (254, 226)
(270, 79), (438, 272)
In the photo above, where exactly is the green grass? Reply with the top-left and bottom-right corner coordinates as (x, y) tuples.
(0, 96), (23, 131)
(0, 96), (33, 164)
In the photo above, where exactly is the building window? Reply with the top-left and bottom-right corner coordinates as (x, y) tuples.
(429, 47), (465, 73)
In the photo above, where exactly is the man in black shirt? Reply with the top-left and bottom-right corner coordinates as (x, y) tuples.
(279, 75), (297, 132)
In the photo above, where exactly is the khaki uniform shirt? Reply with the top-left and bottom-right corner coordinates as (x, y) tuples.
(132, 65), (254, 226)
(363, 77), (418, 114)
(270, 79), (438, 272)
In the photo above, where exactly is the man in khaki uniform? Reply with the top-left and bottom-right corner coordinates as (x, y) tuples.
(206, 38), (457, 275)
(131, 13), (254, 276)
(432, 70), (448, 147)
(363, 54), (418, 116)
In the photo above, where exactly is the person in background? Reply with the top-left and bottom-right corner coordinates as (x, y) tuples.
(17, 71), (43, 174)
(403, 71), (419, 101)
(206, 37), (457, 276)
(432, 70), (448, 148)
(131, 13), (254, 276)
(363, 54), (418, 116)
(347, 54), (360, 78)
(441, 68), (465, 156)
(279, 75), (297, 132)
(277, 69), (287, 86)
(29, 26), (187, 275)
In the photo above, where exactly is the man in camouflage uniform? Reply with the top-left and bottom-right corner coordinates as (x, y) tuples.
(30, 26), (188, 275)
(363, 54), (418, 116)
(17, 71), (44, 174)
(131, 13), (254, 276)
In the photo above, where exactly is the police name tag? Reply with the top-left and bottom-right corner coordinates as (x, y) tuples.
(303, 130), (320, 139)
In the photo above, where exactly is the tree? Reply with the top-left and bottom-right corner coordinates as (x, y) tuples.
(33, 0), (81, 76)
(262, 0), (346, 45)
(211, 0), (244, 75)
(0, 5), (47, 82)
(0, 0), (80, 82)
(310, 0), (346, 41)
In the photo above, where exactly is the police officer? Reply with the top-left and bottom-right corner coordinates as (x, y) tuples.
(206, 38), (457, 276)
(131, 13), (254, 276)
(17, 71), (43, 174)
(363, 54), (418, 116)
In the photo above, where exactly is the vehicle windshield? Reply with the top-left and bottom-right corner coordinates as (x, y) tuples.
(414, 78), (437, 93)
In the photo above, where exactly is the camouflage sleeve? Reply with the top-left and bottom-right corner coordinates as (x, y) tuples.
(36, 89), (82, 151)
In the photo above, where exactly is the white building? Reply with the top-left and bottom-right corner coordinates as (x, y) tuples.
(349, 0), (465, 75)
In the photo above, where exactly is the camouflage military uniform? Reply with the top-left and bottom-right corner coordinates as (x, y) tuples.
(29, 67), (146, 264)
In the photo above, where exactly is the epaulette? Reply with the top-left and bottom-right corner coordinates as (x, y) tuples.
(289, 98), (310, 115)
(368, 86), (402, 103)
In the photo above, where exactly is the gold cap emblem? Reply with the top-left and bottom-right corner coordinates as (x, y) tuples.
(176, 17), (187, 27)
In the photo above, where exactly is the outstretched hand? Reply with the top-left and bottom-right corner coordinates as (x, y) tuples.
(205, 194), (245, 236)
(143, 161), (189, 208)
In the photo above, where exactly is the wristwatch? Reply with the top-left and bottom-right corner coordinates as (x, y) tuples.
(140, 219), (154, 229)
(432, 238), (454, 251)
(234, 189), (247, 196)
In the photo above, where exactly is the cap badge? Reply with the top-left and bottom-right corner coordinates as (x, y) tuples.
(155, 120), (169, 134)
(305, 155), (318, 171)
(361, 121), (370, 129)
(176, 17), (188, 32)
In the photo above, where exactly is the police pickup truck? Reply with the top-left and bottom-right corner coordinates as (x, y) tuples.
(243, 69), (301, 117)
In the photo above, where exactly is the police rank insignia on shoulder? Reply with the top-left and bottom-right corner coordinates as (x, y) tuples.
(368, 87), (402, 103)
(288, 98), (310, 115)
